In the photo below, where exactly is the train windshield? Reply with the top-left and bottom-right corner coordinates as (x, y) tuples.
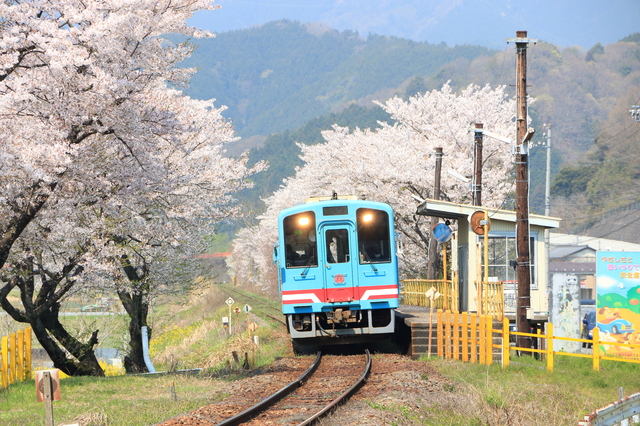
(357, 208), (391, 264)
(325, 228), (350, 263)
(283, 212), (318, 268)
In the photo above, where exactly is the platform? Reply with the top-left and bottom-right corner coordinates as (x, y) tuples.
(394, 305), (503, 360)
(394, 305), (438, 359)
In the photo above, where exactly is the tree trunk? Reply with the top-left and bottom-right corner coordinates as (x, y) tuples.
(34, 306), (104, 376)
(0, 257), (105, 377)
(118, 254), (151, 374)
(118, 289), (150, 374)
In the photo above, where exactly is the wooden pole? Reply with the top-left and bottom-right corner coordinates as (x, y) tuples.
(43, 371), (55, 426)
(473, 123), (483, 206)
(428, 148), (444, 280)
(509, 30), (537, 350)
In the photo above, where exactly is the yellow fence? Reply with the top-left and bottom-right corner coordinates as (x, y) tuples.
(401, 279), (458, 312)
(1, 327), (32, 388)
(476, 281), (505, 320)
(436, 310), (640, 371)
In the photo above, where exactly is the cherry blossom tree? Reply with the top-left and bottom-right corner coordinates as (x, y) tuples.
(0, 0), (264, 376)
(228, 83), (517, 289)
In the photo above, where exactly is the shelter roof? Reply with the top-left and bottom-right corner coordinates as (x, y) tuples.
(415, 199), (561, 229)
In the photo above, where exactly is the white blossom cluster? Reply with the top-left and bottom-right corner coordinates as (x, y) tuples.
(0, 0), (264, 307)
(228, 83), (518, 286)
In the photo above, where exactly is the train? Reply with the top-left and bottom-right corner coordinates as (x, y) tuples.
(273, 193), (399, 347)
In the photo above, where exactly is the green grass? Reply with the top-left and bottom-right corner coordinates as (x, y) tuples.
(418, 354), (640, 425)
(5, 283), (640, 425)
(0, 373), (228, 426)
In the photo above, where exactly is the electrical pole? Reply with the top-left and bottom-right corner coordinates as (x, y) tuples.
(473, 123), (483, 206)
(507, 31), (537, 350)
(428, 147), (444, 280)
(544, 124), (551, 217)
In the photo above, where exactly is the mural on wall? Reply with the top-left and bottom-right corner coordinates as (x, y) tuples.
(550, 274), (580, 353)
(596, 251), (640, 360)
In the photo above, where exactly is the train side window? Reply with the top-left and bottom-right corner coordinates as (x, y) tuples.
(325, 229), (350, 263)
(357, 208), (391, 264)
(283, 212), (317, 268)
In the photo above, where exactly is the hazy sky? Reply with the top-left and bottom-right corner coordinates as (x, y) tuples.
(189, 0), (639, 50)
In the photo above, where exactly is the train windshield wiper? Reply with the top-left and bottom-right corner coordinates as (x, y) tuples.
(361, 252), (378, 272)
(300, 256), (314, 276)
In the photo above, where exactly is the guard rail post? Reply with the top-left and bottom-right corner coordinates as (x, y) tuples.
(502, 317), (510, 368)
(546, 322), (554, 372)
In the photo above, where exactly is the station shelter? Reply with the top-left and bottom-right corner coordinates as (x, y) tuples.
(415, 199), (561, 323)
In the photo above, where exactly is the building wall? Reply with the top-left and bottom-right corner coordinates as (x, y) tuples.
(463, 222), (550, 319)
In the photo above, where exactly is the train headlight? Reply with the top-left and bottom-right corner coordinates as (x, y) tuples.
(298, 217), (310, 226)
(363, 213), (373, 222)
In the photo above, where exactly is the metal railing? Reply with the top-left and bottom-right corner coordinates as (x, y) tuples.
(401, 279), (458, 312)
(476, 281), (504, 320)
(401, 279), (505, 320)
(435, 311), (640, 371)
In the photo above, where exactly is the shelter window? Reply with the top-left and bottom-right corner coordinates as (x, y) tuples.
(481, 235), (537, 289)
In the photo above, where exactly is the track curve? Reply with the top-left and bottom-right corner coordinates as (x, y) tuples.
(157, 351), (371, 426)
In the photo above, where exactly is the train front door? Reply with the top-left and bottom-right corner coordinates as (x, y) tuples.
(321, 224), (355, 303)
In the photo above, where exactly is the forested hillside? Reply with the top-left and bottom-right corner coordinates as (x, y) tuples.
(182, 20), (495, 138)
(181, 22), (640, 239)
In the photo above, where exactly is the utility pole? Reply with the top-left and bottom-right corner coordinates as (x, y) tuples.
(507, 31), (537, 350)
(544, 124), (551, 217)
(473, 123), (483, 206)
(428, 147), (444, 280)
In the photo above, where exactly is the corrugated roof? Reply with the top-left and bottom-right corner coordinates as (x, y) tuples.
(549, 261), (596, 273)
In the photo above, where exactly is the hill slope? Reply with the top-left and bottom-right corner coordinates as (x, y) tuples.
(182, 20), (496, 138)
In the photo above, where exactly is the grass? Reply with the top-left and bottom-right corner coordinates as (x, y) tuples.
(3, 282), (640, 425)
(414, 354), (640, 425)
(0, 372), (228, 426)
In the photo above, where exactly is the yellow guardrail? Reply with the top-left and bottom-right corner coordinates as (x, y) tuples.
(436, 310), (640, 371)
(477, 281), (504, 320)
(1, 327), (32, 388)
(402, 279), (505, 321)
(401, 279), (458, 312)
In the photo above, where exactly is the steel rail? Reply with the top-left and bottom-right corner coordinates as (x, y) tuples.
(214, 351), (322, 426)
(297, 349), (372, 426)
(223, 287), (287, 326)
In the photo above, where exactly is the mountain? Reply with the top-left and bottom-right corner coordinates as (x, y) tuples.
(181, 20), (496, 138)
(189, 0), (640, 51)
(178, 21), (640, 240)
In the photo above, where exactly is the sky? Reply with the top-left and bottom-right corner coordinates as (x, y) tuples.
(189, 0), (639, 50)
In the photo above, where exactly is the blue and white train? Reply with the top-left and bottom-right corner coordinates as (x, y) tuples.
(274, 194), (399, 345)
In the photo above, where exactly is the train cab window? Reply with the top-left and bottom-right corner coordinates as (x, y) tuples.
(325, 229), (350, 263)
(283, 212), (317, 268)
(357, 208), (391, 264)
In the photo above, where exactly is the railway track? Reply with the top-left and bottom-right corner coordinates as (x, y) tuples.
(159, 351), (372, 426)
(223, 286), (287, 327)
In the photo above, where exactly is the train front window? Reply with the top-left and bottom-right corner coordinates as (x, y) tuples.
(357, 208), (391, 264)
(325, 229), (350, 263)
(283, 212), (317, 268)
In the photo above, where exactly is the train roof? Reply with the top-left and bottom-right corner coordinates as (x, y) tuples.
(278, 197), (393, 219)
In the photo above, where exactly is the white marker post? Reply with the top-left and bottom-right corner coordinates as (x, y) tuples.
(226, 297), (235, 332)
